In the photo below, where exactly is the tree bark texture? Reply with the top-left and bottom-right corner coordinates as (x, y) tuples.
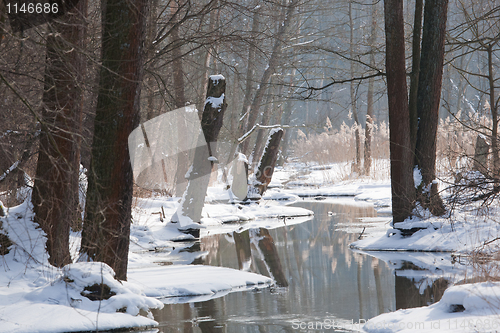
(170, 1), (190, 196)
(487, 44), (499, 183)
(253, 128), (283, 196)
(408, 0), (423, 156)
(414, 0), (448, 216)
(32, 0), (87, 268)
(384, 0), (415, 223)
(81, 0), (148, 280)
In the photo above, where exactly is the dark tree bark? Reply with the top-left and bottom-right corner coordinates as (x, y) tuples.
(486, 44), (499, 184)
(253, 128), (283, 196)
(81, 0), (148, 280)
(408, 0), (424, 155)
(414, 0), (448, 216)
(384, 0), (415, 223)
(32, 0), (87, 267)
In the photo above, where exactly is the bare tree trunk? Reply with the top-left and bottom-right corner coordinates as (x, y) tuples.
(171, 76), (227, 234)
(170, 1), (190, 197)
(241, 0), (298, 156)
(251, 89), (274, 168)
(414, 0), (448, 216)
(487, 44), (499, 185)
(81, 0), (148, 280)
(32, 0), (87, 267)
(409, 0), (424, 155)
(349, 0), (361, 174)
(252, 128), (283, 196)
(364, 1), (377, 176)
(384, 0), (415, 223)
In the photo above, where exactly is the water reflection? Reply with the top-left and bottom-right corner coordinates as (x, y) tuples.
(152, 200), (400, 332)
(148, 199), (466, 332)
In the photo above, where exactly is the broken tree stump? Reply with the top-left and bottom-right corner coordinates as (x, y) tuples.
(171, 75), (227, 235)
(251, 128), (283, 197)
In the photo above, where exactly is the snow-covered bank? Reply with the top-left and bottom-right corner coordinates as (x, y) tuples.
(128, 265), (272, 301)
(0, 201), (162, 333)
(364, 282), (500, 333)
(0, 193), (290, 333)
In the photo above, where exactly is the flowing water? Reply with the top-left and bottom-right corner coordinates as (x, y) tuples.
(149, 199), (454, 332)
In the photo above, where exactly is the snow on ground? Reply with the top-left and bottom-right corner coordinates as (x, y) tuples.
(0, 201), (162, 333)
(266, 162), (500, 333)
(364, 282), (500, 333)
(5, 160), (500, 333)
(1, 186), (308, 332)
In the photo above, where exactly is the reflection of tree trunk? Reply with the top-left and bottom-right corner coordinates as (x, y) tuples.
(32, 0), (87, 267)
(195, 299), (223, 333)
(357, 260), (363, 319)
(255, 228), (288, 287)
(183, 303), (193, 333)
(372, 257), (385, 313)
(233, 230), (252, 271)
(395, 273), (449, 310)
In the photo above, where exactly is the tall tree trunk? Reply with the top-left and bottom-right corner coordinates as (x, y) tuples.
(225, 5), (260, 168)
(32, 0), (87, 267)
(251, 88), (274, 168)
(81, 0), (148, 280)
(487, 44), (499, 185)
(170, 1), (190, 197)
(241, 0), (298, 156)
(364, 1), (377, 176)
(414, 0), (448, 216)
(408, 0), (424, 156)
(171, 76), (227, 234)
(384, 0), (415, 223)
(349, 0), (361, 174)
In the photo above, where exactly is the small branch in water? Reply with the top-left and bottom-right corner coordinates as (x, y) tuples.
(358, 227), (366, 240)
